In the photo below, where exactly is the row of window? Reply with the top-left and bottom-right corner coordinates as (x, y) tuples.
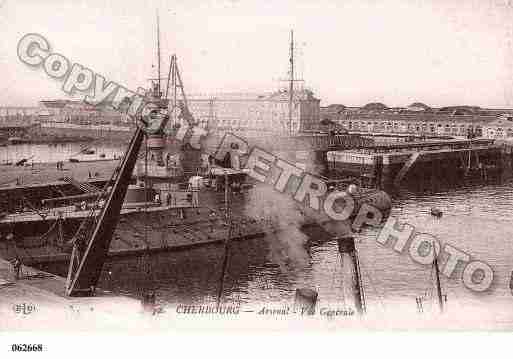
(214, 117), (301, 127)
(347, 121), (482, 136)
(328, 153), (368, 163)
(0, 114), (37, 120)
(189, 102), (319, 116)
(484, 127), (513, 138)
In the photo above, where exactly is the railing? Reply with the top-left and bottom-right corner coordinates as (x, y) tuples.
(360, 139), (496, 154)
(136, 163), (184, 178)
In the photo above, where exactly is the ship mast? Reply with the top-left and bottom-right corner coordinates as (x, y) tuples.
(434, 244), (444, 313)
(288, 29), (294, 135)
(157, 10), (161, 95)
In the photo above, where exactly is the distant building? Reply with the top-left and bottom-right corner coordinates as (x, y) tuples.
(339, 112), (491, 137)
(39, 100), (127, 125)
(0, 122), (40, 139)
(0, 107), (39, 124)
(186, 89), (320, 135)
(0, 107), (40, 141)
(483, 114), (513, 139)
(322, 103), (513, 138)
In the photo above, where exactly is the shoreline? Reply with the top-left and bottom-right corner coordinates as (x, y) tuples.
(0, 136), (95, 146)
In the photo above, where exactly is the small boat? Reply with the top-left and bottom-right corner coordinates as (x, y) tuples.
(68, 156), (113, 163)
(15, 155), (35, 167)
(430, 207), (443, 218)
(15, 158), (28, 166)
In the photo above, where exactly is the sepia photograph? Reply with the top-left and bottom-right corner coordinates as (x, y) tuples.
(1, 0), (513, 354)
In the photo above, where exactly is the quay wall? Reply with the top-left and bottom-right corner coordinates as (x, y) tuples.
(39, 123), (132, 143)
(327, 142), (509, 189)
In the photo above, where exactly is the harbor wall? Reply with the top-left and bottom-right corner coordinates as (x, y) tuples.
(327, 144), (510, 189)
(39, 123), (132, 143)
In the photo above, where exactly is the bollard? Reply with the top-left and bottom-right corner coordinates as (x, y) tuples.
(294, 288), (318, 315)
(337, 236), (365, 315)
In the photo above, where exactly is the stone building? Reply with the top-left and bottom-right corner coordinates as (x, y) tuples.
(39, 100), (126, 125)
(322, 103), (513, 138)
(185, 89), (320, 135)
(483, 114), (513, 139)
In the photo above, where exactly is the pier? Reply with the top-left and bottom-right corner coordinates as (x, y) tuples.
(0, 159), (119, 212)
(326, 138), (512, 189)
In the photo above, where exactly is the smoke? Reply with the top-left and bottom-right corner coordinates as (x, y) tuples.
(244, 183), (310, 270)
(239, 135), (324, 271)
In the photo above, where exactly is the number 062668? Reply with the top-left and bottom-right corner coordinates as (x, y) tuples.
(11, 344), (43, 352)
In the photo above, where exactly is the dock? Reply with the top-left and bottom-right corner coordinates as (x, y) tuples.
(326, 138), (512, 188)
(0, 159), (119, 212)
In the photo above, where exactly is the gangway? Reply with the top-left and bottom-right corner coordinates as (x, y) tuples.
(62, 176), (101, 193)
(393, 152), (422, 187)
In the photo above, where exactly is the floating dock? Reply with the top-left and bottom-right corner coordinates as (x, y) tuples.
(326, 138), (512, 188)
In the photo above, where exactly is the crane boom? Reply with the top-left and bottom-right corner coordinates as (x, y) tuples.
(66, 108), (169, 296)
(66, 127), (145, 296)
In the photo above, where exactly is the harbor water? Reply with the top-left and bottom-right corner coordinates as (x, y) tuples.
(0, 142), (125, 164)
(6, 143), (513, 329)
(85, 179), (513, 329)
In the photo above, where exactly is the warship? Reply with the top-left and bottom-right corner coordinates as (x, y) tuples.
(0, 23), (392, 268)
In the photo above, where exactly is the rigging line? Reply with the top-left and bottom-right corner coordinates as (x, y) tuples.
(216, 221), (233, 306)
(143, 135), (154, 289)
(21, 196), (48, 220)
(418, 262), (435, 313)
(38, 220), (59, 241)
(216, 172), (232, 306)
(425, 262), (434, 299)
(51, 184), (67, 198)
(332, 247), (346, 308)
(440, 277), (467, 326)
(9, 215), (37, 266)
(15, 245), (37, 268)
(17, 219), (61, 250)
(354, 249), (367, 314)
(58, 214), (64, 244)
(84, 154), (121, 210)
(357, 259), (387, 314)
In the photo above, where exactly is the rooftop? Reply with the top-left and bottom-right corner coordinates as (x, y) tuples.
(267, 89), (320, 102)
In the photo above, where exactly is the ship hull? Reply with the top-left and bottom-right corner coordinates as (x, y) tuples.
(0, 184), (391, 266)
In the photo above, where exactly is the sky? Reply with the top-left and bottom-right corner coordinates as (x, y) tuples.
(1, 0), (513, 108)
